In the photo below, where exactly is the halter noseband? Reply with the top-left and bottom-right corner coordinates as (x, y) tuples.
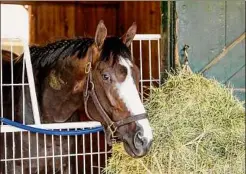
(83, 48), (147, 144)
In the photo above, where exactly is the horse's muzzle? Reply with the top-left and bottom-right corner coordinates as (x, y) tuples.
(122, 122), (153, 158)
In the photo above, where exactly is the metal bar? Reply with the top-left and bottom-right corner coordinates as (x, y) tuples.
(67, 129), (71, 174)
(20, 133), (24, 174)
(134, 34), (161, 40)
(4, 133), (7, 174)
(21, 52), (25, 174)
(97, 132), (100, 174)
(22, 39), (41, 125)
(1, 83), (29, 86)
(131, 42), (133, 60)
(104, 135), (108, 174)
(0, 152), (114, 161)
(140, 79), (160, 82)
(44, 134), (47, 174)
(10, 40), (16, 174)
(167, 0), (171, 71)
(158, 39), (161, 86)
(148, 40), (152, 89)
(28, 131), (32, 174)
(60, 131), (63, 174)
(82, 130), (86, 174)
(90, 131), (93, 173)
(75, 129), (78, 174)
(0, 40), (3, 123)
(22, 57), (26, 124)
(10, 40), (14, 122)
(139, 40), (144, 101)
(52, 133), (55, 174)
(36, 133), (40, 174)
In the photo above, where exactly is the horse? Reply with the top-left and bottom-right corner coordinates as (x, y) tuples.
(0, 20), (153, 173)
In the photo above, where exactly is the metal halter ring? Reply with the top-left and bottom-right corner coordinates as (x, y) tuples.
(85, 62), (92, 74)
(89, 81), (94, 91)
(108, 122), (117, 137)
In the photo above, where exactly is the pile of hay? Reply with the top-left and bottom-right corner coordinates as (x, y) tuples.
(104, 70), (245, 174)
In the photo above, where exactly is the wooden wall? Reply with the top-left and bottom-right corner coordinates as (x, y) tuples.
(29, 1), (162, 92)
(176, 1), (245, 101)
(28, 1), (161, 44)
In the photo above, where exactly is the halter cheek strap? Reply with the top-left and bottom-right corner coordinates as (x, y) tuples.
(83, 48), (147, 144)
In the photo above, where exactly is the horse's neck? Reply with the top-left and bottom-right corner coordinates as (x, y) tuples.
(17, 82), (83, 124)
(39, 67), (86, 124)
(16, 62), (88, 124)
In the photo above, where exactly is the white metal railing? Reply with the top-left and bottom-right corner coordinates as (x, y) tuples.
(134, 34), (161, 40)
(1, 38), (41, 128)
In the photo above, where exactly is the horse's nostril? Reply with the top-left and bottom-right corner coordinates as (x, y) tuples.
(134, 131), (147, 149)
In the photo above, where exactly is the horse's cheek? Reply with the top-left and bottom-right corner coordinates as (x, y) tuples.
(106, 91), (117, 107)
(72, 80), (85, 94)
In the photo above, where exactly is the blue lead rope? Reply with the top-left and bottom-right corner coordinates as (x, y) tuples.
(0, 117), (104, 136)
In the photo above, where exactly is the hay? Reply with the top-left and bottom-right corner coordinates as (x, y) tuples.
(104, 70), (245, 174)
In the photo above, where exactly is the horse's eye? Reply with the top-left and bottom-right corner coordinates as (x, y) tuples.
(102, 73), (110, 81)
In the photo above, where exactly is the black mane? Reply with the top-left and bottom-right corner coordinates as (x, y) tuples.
(6, 36), (132, 117)
(101, 37), (131, 62)
(29, 37), (94, 69)
(27, 36), (131, 70)
(13, 36), (132, 88)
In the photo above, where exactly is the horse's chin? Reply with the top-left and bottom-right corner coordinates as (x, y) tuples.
(123, 141), (137, 158)
(123, 140), (150, 158)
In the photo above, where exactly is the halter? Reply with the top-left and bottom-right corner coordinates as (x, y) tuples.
(83, 48), (147, 144)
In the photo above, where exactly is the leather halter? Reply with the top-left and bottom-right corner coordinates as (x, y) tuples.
(83, 48), (147, 144)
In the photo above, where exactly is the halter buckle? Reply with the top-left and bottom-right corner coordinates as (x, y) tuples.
(108, 122), (117, 138)
(85, 62), (92, 74)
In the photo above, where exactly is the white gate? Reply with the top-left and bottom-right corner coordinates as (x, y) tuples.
(0, 34), (161, 174)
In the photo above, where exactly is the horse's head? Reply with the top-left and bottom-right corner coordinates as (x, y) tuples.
(82, 21), (153, 158)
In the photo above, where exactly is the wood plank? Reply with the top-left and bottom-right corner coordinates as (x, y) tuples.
(75, 3), (120, 37)
(119, 2), (161, 81)
(225, 1), (245, 45)
(29, 3), (75, 45)
(1, 1), (74, 5)
(229, 66), (246, 89)
(204, 2), (245, 86)
(176, 1), (226, 72)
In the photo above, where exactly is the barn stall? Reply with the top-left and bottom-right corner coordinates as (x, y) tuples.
(0, 1), (245, 174)
(1, 2), (163, 174)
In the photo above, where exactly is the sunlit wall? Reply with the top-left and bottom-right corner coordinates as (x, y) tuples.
(1, 4), (29, 41)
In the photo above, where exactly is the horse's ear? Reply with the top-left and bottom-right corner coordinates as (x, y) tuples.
(121, 22), (137, 47)
(95, 20), (107, 49)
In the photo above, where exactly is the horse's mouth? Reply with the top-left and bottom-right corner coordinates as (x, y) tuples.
(123, 140), (137, 158)
(122, 138), (149, 158)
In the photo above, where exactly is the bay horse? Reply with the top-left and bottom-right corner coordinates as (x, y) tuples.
(0, 21), (153, 173)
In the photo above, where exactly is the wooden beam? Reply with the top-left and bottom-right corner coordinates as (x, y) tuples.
(200, 32), (246, 74)
(0, 1), (75, 5)
(0, 1), (118, 5)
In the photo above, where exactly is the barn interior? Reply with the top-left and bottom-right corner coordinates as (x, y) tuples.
(1, 1), (165, 173)
(1, 1), (245, 174)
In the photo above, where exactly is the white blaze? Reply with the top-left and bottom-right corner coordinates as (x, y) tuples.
(116, 57), (153, 142)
